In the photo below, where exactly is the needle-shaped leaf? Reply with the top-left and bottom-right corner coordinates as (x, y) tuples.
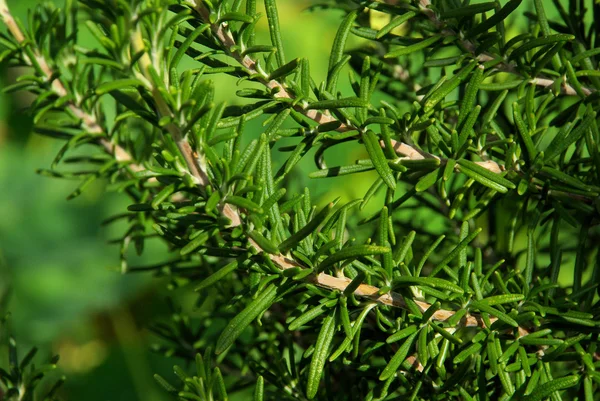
(306, 312), (336, 399)
(440, 2), (496, 19)
(195, 260), (239, 292)
(457, 159), (515, 192)
(254, 375), (264, 401)
(376, 11), (416, 38)
(393, 276), (464, 294)
(363, 130), (396, 191)
(469, 300), (518, 327)
(522, 375), (579, 401)
(544, 109), (596, 161)
(264, 0), (285, 67)
(385, 35), (442, 58)
(225, 195), (263, 214)
(467, 0), (523, 38)
(415, 168), (442, 192)
(453, 342), (483, 364)
(510, 34), (574, 60)
(430, 228), (482, 278)
(307, 97), (368, 110)
(308, 164), (374, 178)
(386, 325), (418, 344)
(95, 79), (145, 95)
(424, 61), (476, 112)
(328, 10), (358, 82)
(268, 58), (300, 80)
(512, 102), (538, 163)
(288, 299), (337, 331)
(480, 294), (524, 306)
(458, 65), (484, 127)
(318, 245), (389, 271)
(216, 284), (278, 354)
(279, 203), (333, 252)
(379, 331), (418, 381)
(170, 24), (210, 70)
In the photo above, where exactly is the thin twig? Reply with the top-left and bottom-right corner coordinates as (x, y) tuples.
(386, 139), (505, 173)
(131, 28), (210, 186)
(416, 0), (594, 96)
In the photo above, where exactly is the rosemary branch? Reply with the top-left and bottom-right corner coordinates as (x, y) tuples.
(185, 0), (517, 330)
(0, 0), (515, 332)
(417, 0), (594, 97)
(0, 0), (138, 168)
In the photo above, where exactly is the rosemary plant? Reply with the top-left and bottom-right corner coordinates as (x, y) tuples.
(1, 0), (599, 400)
(0, 286), (64, 401)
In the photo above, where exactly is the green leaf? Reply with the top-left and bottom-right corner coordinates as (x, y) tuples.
(170, 24), (210, 69)
(512, 102), (538, 162)
(363, 130), (396, 191)
(181, 231), (211, 256)
(248, 231), (279, 255)
(376, 11), (417, 38)
(151, 183), (176, 210)
(288, 299), (337, 331)
(216, 284), (277, 354)
(379, 331), (418, 381)
(424, 61), (477, 112)
(510, 34), (574, 60)
(523, 375), (580, 401)
(415, 168), (441, 192)
(213, 367), (228, 400)
(480, 294), (524, 306)
(469, 300), (518, 327)
(343, 271), (365, 297)
(440, 2), (496, 19)
(264, 0), (286, 67)
(385, 35), (442, 58)
(254, 376), (264, 401)
(268, 57), (299, 80)
(154, 374), (177, 393)
(309, 164), (374, 178)
(328, 10), (358, 82)
(453, 342), (483, 364)
(458, 65), (484, 127)
(95, 79), (145, 95)
(319, 245), (390, 271)
(217, 12), (254, 24)
(456, 159), (515, 192)
(467, 0), (523, 38)
(279, 203), (333, 252)
(545, 109), (596, 160)
(307, 312), (336, 399)
(225, 195), (263, 214)
(307, 97), (368, 110)
(430, 228), (482, 278)
(393, 276), (464, 294)
(386, 325), (418, 344)
(195, 260), (239, 292)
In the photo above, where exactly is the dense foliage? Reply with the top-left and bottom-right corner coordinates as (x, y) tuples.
(1, 0), (600, 400)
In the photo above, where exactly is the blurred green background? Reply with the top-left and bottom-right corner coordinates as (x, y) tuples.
(0, 0), (572, 399)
